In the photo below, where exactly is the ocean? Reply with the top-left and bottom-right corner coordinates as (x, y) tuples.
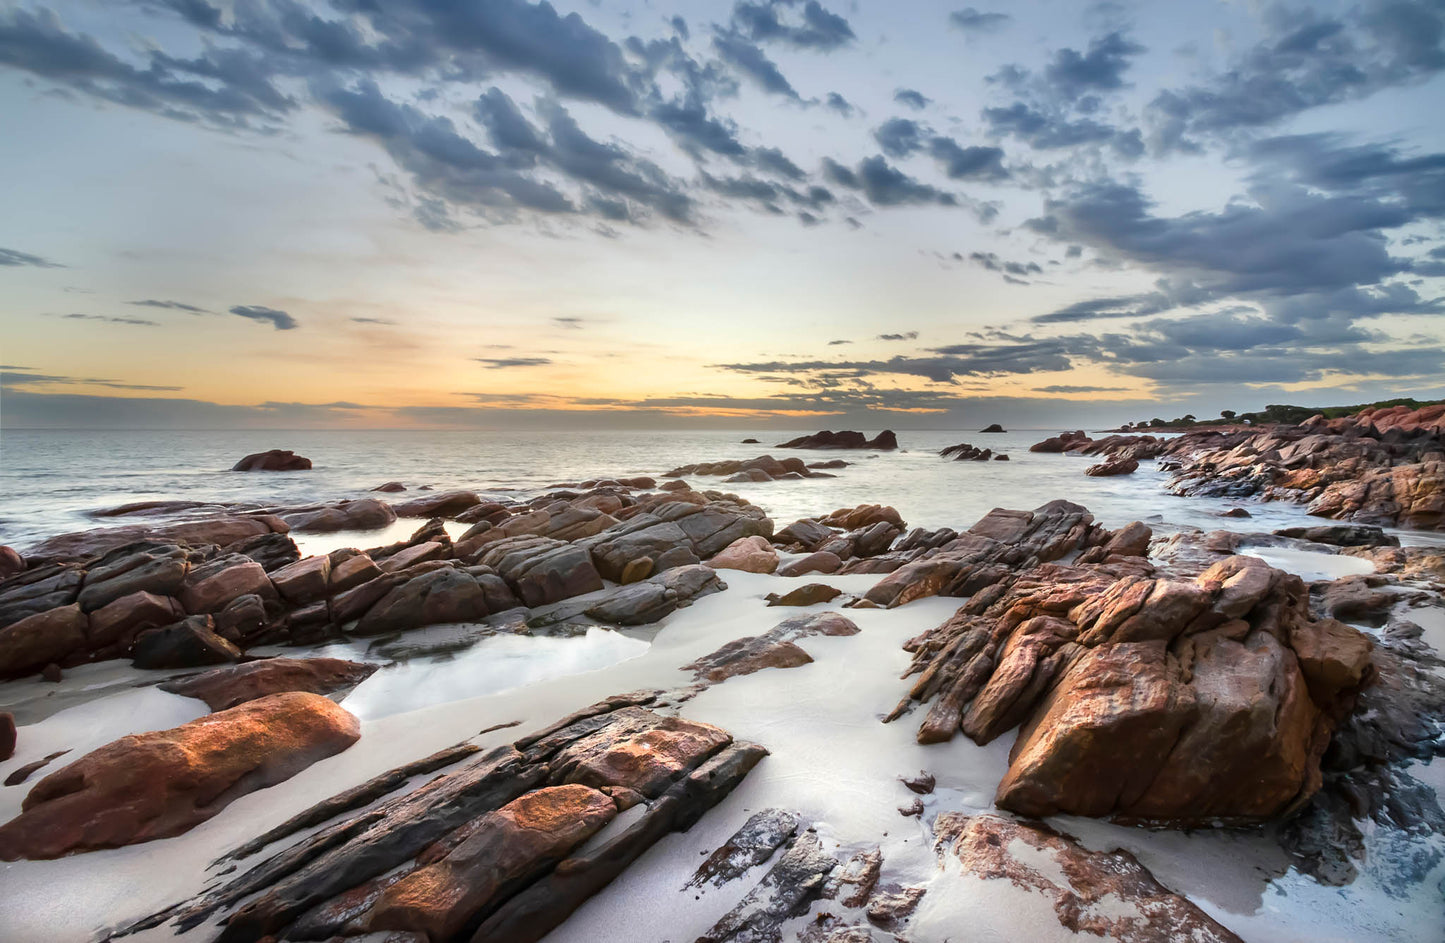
(5, 427), (1439, 553)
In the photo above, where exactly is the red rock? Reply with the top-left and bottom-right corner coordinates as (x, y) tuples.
(232, 450), (312, 471)
(28, 516), (288, 561)
(269, 555), (332, 605)
(0, 712), (14, 761)
(0, 692), (360, 859)
(560, 713), (733, 795)
(372, 481), (406, 492)
(1085, 457), (1139, 476)
(87, 591), (186, 649)
(364, 785), (617, 939)
(159, 657), (378, 711)
(707, 535), (779, 573)
(778, 550), (843, 577)
(0, 546), (24, 578)
(0, 604), (88, 679)
(380, 541), (449, 573)
(132, 615), (242, 669)
(822, 504), (904, 531)
(282, 498), (397, 533)
(179, 556), (275, 614)
(392, 491), (482, 519)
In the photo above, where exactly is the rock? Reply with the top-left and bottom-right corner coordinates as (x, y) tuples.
(980, 423), (1006, 433)
(619, 556), (653, 584)
(1085, 456), (1139, 476)
(232, 532), (302, 572)
(232, 450), (311, 472)
(1320, 575), (1395, 626)
(766, 583), (842, 607)
(685, 612), (859, 684)
(778, 551), (843, 577)
(686, 809), (800, 889)
(898, 798), (924, 817)
(930, 814), (1243, 942)
(0, 604), (88, 679)
(330, 551), (383, 592)
(283, 498), (397, 533)
(393, 490), (482, 518)
(0, 546), (24, 578)
(179, 554), (276, 614)
(0, 692), (359, 860)
(775, 518), (835, 551)
(940, 442), (994, 461)
(159, 657), (379, 711)
(28, 516), (287, 561)
(742, 438), (760, 443)
(352, 566), (517, 636)
(660, 479), (691, 492)
(1274, 524), (1400, 548)
(0, 712), (13, 760)
(379, 540), (450, 573)
(902, 771), (935, 794)
(363, 785), (618, 939)
(1029, 430), (1092, 453)
(708, 535), (779, 573)
(473, 537), (603, 607)
(87, 590), (186, 650)
(214, 594), (269, 642)
(582, 565), (726, 626)
(697, 831), (838, 943)
(1221, 507), (1252, 518)
(809, 459), (849, 469)
(269, 555), (332, 606)
(372, 481), (406, 492)
(76, 543), (190, 612)
(41, 663), (62, 683)
(4, 751), (68, 787)
(132, 615), (242, 669)
(775, 430), (898, 450)
(822, 504), (904, 531)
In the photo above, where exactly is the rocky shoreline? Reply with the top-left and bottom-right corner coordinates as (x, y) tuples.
(0, 419), (1443, 942)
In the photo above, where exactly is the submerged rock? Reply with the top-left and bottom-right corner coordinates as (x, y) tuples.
(232, 450), (311, 472)
(0, 692), (360, 860)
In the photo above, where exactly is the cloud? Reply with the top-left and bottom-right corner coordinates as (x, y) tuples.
(825, 155), (958, 208)
(476, 357), (553, 368)
(828, 339), (851, 345)
(949, 8), (1013, 33)
(712, 32), (799, 99)
(0, 246), (63, 268)
(970, 251), (1043, 278)
(229, 304), (298, 330)
(552, 317), (586, 328)
(730, 1), (856, 51)
(1034, 385), (1129, 394)
(824, 92), (855, 117)
(874, 117), (926, 158)
(894, 89), (931, 110)
(878, 331), (919, 341)
(1, 369), (181, 391)
(350, 316), (397, 325)
(54, 313), (157, 326)
(1043, 31), (1146, 100)
(926, 138), (1009, 180)
(128, 299), (208, 313)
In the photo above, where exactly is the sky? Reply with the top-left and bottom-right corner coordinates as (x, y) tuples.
(0, 0), (1443, 430)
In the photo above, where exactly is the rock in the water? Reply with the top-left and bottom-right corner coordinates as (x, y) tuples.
(159, 657), (378, 711)
(232, 450), (311, 472)
(132, 615), (242, 669)
(0, 692), (359, 860)
(29, 516), (287, 561)
(708, 535), (779, 573)
(393, 490), (482, 519)
(1029, 430), (1092, 453)
(372, 481), (407, 493)
(282, 498), (397, 533)
(980, 423), (1006, 433)
(775, 430), (898, 450)
(1274, 524), (1400, 548)
(1085, 456), (1139, 476)
(0, 546), (25, 578)
(928, 814), (1242, 942)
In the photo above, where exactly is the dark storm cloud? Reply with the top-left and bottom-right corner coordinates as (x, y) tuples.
(925, 138), (1009, 181)
(476, 357), (553, 368)
(128, 299), (209, 313)
(730, 1), (856, 51)
(894, 89), (931, 110)
(948, 9), (1013, 33)
(55, 313), (158, 326)
(229, 304), (298, 330)
(1247, 134), (1445, 221)
(1042, 31), (1146, 100)
(0, 246), (63, 268)
(1145, 1), (1445, 153)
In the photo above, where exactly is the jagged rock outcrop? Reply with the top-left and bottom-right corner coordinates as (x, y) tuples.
(940, 442), (1007, 462)
(0, 692), (360, 860)
(884, 514), (1374, 825)
(684, 612), (859, 683)
(120, 694), (765, 943)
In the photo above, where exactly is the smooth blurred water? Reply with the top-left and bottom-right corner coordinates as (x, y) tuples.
(2, 427), (1440, 550)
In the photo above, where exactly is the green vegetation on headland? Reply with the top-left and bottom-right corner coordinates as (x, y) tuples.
(1121, 397), (1445, 430)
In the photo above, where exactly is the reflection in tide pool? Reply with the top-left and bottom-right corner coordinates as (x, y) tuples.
(339, 626), (649, 720)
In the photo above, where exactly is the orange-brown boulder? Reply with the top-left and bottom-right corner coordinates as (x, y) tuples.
(159, 657), (378, 711)
(0, 691), (360, 859)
